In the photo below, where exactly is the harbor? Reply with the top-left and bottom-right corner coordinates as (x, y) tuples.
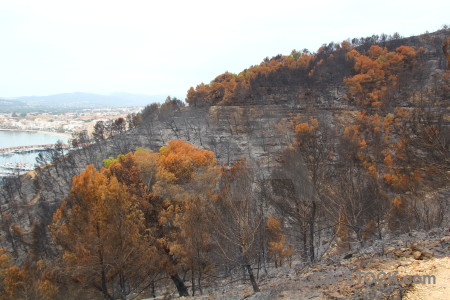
(0, 143), (68, 155)
(0, 144), (69, 178)
(0, 131), (70, 179)
(0, 162), (35, 178)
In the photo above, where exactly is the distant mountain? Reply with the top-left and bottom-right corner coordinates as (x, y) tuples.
(0, 99), (28, 112)
(0, 92), (169, 111)
(18, 92), (168, 108)
(0, 99), (26, 107)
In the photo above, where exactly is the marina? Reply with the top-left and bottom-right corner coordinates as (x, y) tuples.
(0, 144), (65, 155)
(0, 131), (69, 179)
(0, 162), (35, 178)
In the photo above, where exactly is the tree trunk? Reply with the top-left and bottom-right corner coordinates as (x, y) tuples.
(377, 215), (382, 240)
(170, 273), (189, 297)
(98, 241), (111, 300)
(309, 201), (316, 262)
(119, 271), (126, 300)
(198, 272), (203, 295)
(245, 264), (260, 292)
(257, 253), (260, 279)
(302, 224), (307, 262)
(101, 265), (111, 300)
(191, 269), (195, 296)
(356, 228), (365, 247)
(150, 280), (155, 298)
(93, 218), (112, 300)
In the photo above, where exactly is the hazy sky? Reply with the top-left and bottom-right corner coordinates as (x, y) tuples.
(0, 0), (448, 99)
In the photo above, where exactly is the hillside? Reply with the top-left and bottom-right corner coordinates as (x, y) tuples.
(186, 29), (449, 108)
(0, 99), (27, 112)
(0, 29), (448, 299)
(158, 227), (449, 299)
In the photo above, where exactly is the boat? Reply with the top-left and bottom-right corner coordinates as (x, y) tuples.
(0, 162), (34, 171)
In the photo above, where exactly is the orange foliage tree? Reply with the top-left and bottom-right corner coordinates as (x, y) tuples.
(86, 140), (219, 297)
(186, 42), (353, 107)
(0, 249), (57, 300)
(339, 98), (448, 232)
(266, 216), (293, 267)
(50, 165), (154, 300)
(151, 140), (219, 296)
(344, 45), (420, 111)
(288, 115), (334, 261)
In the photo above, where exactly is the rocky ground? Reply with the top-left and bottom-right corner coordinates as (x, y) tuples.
(148, 226), (449, 300)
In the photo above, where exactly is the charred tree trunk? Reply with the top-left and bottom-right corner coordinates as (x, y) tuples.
(198, 272), (203, 295)
(309, 201), (316, 262)
(191, 269), (195, 296)
(100, 257), (112, 300)
(170, 273), (189, 297)
(302, 223), (308, 262)
(150, 280), (156, 298)
(245, 264), (260, 292)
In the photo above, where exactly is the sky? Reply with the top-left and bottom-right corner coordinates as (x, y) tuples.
(0, 0), (448, 100)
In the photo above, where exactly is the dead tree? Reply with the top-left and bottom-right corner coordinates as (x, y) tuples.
(210, 159), (262, 292)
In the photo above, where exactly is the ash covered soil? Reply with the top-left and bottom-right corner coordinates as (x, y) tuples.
(158, 227), (449, 300)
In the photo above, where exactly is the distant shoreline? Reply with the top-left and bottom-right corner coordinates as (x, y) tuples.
(0, 128), (71, 140)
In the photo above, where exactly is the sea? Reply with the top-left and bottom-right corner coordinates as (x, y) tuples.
(0, 130), (69, 178)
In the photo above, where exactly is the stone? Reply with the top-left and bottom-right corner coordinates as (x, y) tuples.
(384, 247), (396, 255)
(421, 250), (434, 259)
(412, 251), (422, 260)
(394, 250), (403, 258)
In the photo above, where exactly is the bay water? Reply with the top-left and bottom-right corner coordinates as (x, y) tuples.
(0, 130), (69, 177)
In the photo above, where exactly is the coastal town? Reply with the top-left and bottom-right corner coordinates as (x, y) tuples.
(0, 107), (143, 135)
(0, 107), (144, 178)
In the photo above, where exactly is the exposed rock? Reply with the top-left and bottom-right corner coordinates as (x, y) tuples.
(343, 253), (353, 259)
(413, 251), (423, 260)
